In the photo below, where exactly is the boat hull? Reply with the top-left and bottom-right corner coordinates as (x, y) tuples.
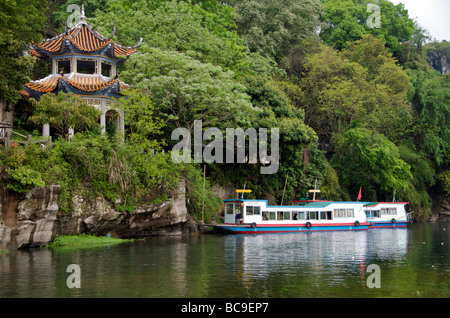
(210, 223), (369, 234)
(369, 221), (409, 228)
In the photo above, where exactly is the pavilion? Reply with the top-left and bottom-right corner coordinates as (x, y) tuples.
(23, 5), (141, 138)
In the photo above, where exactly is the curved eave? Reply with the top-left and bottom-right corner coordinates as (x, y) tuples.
(29, 21), (141, 60)
(24, 74), (130, 100)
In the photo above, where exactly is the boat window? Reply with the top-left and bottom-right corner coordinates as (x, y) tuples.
(277, 211), (284, 220)
(246, 206), (261, 215)
(381, 208), (397, 215)
(298, 211), (305, 220)
(366, 210), (380, 218)
(284, 211), (290, 220)
(334, 209), (346, 218)
(262, 211), (275, 221)
(226, 203), (234, 215)
(320, 211), (332, 220)
(307, 211), (318, 220)
(346, 209), (354, 218)
(292, 211), (298, 220)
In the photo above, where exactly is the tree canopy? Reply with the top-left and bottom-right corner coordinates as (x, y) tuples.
(2, 0), (449, 220)
(320, 0), (415, 54)
(0, 0), (48, 104)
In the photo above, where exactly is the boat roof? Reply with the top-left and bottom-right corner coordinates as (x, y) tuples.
(223, 199), (371, 208)
(364, 202), (409, 207)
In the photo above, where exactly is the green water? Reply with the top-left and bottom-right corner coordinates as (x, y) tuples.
(0, 222), (449, 298)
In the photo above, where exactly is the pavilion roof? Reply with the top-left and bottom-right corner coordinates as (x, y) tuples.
(24, 74), (129, 96)
(29, 8), (141, 59)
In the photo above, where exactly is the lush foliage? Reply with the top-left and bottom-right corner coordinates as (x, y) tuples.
(2, 0), (450, 223)
(0, 0), (48, 104)
(120, 47), (256, 136)
(226, 0), (323, 61)
(29, 92), (101, 140)
(331, 128), (412, 200)
(320, 0), (415, 54)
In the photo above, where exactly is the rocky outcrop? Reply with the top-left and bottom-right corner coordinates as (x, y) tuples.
(0, 185), (60, 249)
(56, 180), (194, 238)
(0, 180), (194, 250)
(430, 195), (450, 222)
(427, 50), (450, 74)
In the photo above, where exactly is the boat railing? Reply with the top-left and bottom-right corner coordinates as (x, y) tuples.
(406, 212), (413, 223)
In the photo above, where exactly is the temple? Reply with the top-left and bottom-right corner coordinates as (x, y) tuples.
(23, 5), (141, 138)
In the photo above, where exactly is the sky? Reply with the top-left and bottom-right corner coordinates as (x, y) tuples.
(390, 0), (450, 42)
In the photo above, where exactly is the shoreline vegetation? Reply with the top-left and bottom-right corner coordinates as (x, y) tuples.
(46, 234), (134, 249)
(0, 0), (449, 230)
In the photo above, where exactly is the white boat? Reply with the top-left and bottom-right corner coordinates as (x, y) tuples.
(210, 199), (369, 234)
(363, 202), (411, 228)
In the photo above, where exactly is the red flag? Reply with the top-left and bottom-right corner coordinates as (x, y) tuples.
(357, 187), (362, 201)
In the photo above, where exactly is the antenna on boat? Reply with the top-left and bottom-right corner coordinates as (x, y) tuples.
(236, 183), (252, 199)
(307, 177), (321, 201)
(313, 178), (317, 200)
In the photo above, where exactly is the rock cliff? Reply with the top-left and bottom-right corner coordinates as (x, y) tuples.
(427, 51), (450, 74)
(430, 194), (450, 222)
(426, 42), (450, 74)
(0, 180), (195, 250)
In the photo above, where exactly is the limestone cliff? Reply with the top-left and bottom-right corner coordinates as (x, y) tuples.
(425, 41), (450, 74)
(0, 181), (195, 250)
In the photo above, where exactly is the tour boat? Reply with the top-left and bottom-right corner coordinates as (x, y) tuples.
(363, 202), (411, 228)
(210, 199), (370, 234)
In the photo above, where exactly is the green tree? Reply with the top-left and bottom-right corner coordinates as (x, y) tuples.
(0, 0), (48, 104)
(113, 89), (165, 150)
(298, 45), (369, 137)
(90, 0), (278, 76)
(121, 46), (256, 139)
(331, 128), (412, 200)
(407, 70), (450, 166)
(29, 92), (101, 140)
(215, 76), (324, 203)
(397, 143), (435, 220)
(320, 0), (415, 55)
(226, 0), (323, 61)
(298, 37), (412, 142)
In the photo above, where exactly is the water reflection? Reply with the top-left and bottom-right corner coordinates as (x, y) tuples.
(1, 225), (448, 298)
(224, 230), (409, 294)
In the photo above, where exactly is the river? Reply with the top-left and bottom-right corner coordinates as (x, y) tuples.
(0, 222), (449, 299)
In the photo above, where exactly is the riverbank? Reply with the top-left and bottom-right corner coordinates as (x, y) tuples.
(1, 182), (449, 251)
(0, 182), (198, 251)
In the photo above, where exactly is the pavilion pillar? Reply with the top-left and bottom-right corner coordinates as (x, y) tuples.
(68, 127), (74, 139)
(100, 111), (106, 134)
(42, 124), (50, 138)
(114, 110), (125, 143)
